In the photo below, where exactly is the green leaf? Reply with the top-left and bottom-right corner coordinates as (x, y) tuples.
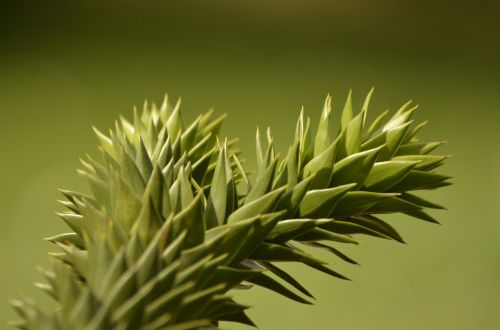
(313, 94), (333, 157)
(255, 127), (265, 173)
(394, 155), (448, 171)
(95, 248), (127, 299)
(178, 284), (227, 321)
(145, 282), (195, 323)
(396, 141), (445, 155)
(296, 228), (358, 244)
(286, 141), (300, 187)
(217, 310), (256, 327)
(136, 138), (153, 182)
(343, 110), (364, 156)
(245, 158), (278, 203)
(45, 233), (84, 248)
(188, 132), (212, 160)
(383, 104), (417, 132)
(78, 170), (111, 212)
(363, 160), (418, 192)
(400, 193), (446, 209)
(366, 196), (422, 213)
(227, 187), (286, 224)
(367, 109), (390, 137)
(162, 230), (187, 264)
(232, 153), (251, 195)
(299, 183), (356, 218)
(202, 298), (250, 321)
(93, 127), (116, 159)
(132, 195), (163, 244)
(266, 219), (330, 243)
(332, 191), (398, 217)
(118, 146), (147, 194)
(389, 170), (452, 191)
(111, 172), (142, 233)
(340, 89), (353, 131)
(320, 220), (390, 240)
(251, 243), (327, 264)
(403, 120), (428, 144)
(215, 213), (280, 266)
(276, 176), (313, 218)
(199, 113), (227, 139)
(246, 272), (312, 305)
(331, 147), (383, 188)
(207, 266), (262, 290)
(191, 147), (214, 184)
(404, 210), (440, 224)
(262, 262), (314, 298)
(304, 262), (350, 281)
(205, 146), (230, 229)
(377, 122), (413, 161)
(346, 215), (404, 243)
(171, 192), (205, 248)
(303, 136), (340, 189)
(360, 87), (374, 124)
(304, 242), (359, 265)
(180, 116), (200, 154)
(165, 98), (184, 138)
(57, 212), (85, 237)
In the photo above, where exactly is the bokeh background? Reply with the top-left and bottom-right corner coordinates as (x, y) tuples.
(1, 1), (499, 329)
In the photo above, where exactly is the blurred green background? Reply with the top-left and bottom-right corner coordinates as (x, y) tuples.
(1, 1), (499, 329)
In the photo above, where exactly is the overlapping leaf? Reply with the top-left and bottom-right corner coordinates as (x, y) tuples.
(12, 91), (450, 330)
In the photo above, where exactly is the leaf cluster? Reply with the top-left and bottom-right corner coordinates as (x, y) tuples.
(10, 91), (450, 329)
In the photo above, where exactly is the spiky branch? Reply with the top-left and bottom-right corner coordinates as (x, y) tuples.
(10, 90), (450, 329)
